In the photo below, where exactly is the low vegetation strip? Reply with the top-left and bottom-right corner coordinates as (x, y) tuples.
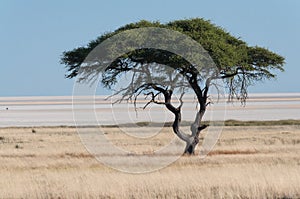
(101, 119), (300, 128)
(222, 119), (300, 126)
(208, 149), (258, 156)
(1, 120), (300, 130)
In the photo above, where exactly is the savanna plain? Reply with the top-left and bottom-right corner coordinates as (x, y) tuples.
(0, 123), (300, 198)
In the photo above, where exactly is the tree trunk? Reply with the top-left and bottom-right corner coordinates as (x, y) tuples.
(171, 108), (207, 155)
(160, 89), (207, 155)
(149, 86), (208, 155)
(182, 109), (207, 155)
(183, 136), (199, 155)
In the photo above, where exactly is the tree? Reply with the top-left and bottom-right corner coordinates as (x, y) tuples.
(61, 18), (285, 155)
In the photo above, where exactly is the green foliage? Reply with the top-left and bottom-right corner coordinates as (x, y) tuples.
(62, 18), (284, 78)
(61, 18), (285, 101)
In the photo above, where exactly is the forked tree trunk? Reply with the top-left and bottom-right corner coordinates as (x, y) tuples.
(184, 110), (207, 155)
(182, 110), (207, 155)
(171, 111), (198, 155)
(168, 96), (206, 155)
(151, 86), (208, 155)
(183, 136), (199, 155)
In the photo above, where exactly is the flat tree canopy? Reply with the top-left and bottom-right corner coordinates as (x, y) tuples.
(61, 18), (285, 154)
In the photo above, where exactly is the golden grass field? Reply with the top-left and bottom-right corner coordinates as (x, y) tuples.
(0, 124), (300, 198)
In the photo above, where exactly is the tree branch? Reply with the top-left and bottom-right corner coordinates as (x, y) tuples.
(178, 92), (185, 109)
(190, 109), (208, 137)
(143, 92), (165, 109)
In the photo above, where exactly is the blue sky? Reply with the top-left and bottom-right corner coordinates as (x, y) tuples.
(1, 0), (299, 96)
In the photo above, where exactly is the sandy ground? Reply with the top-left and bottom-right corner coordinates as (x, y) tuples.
(0, 125), (300, 198)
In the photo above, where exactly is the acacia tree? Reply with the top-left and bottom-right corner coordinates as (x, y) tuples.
(61, 18), (284, 155)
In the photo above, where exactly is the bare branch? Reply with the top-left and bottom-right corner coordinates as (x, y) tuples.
(190, 110), (206, 137)
(219, 67), (243, 79)
(178, 92), (185, 109)
(198, 124), (208, 131)
(205, 101), (211, 107)
(143, 92), (165, 109)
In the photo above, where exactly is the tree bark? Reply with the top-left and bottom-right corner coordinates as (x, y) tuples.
(163, 90), (207, 155)
(150, 84), (208, 155)
(184, 110), (208, 155)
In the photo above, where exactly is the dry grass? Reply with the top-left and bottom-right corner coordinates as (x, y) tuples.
(0, 125), (300, 198)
